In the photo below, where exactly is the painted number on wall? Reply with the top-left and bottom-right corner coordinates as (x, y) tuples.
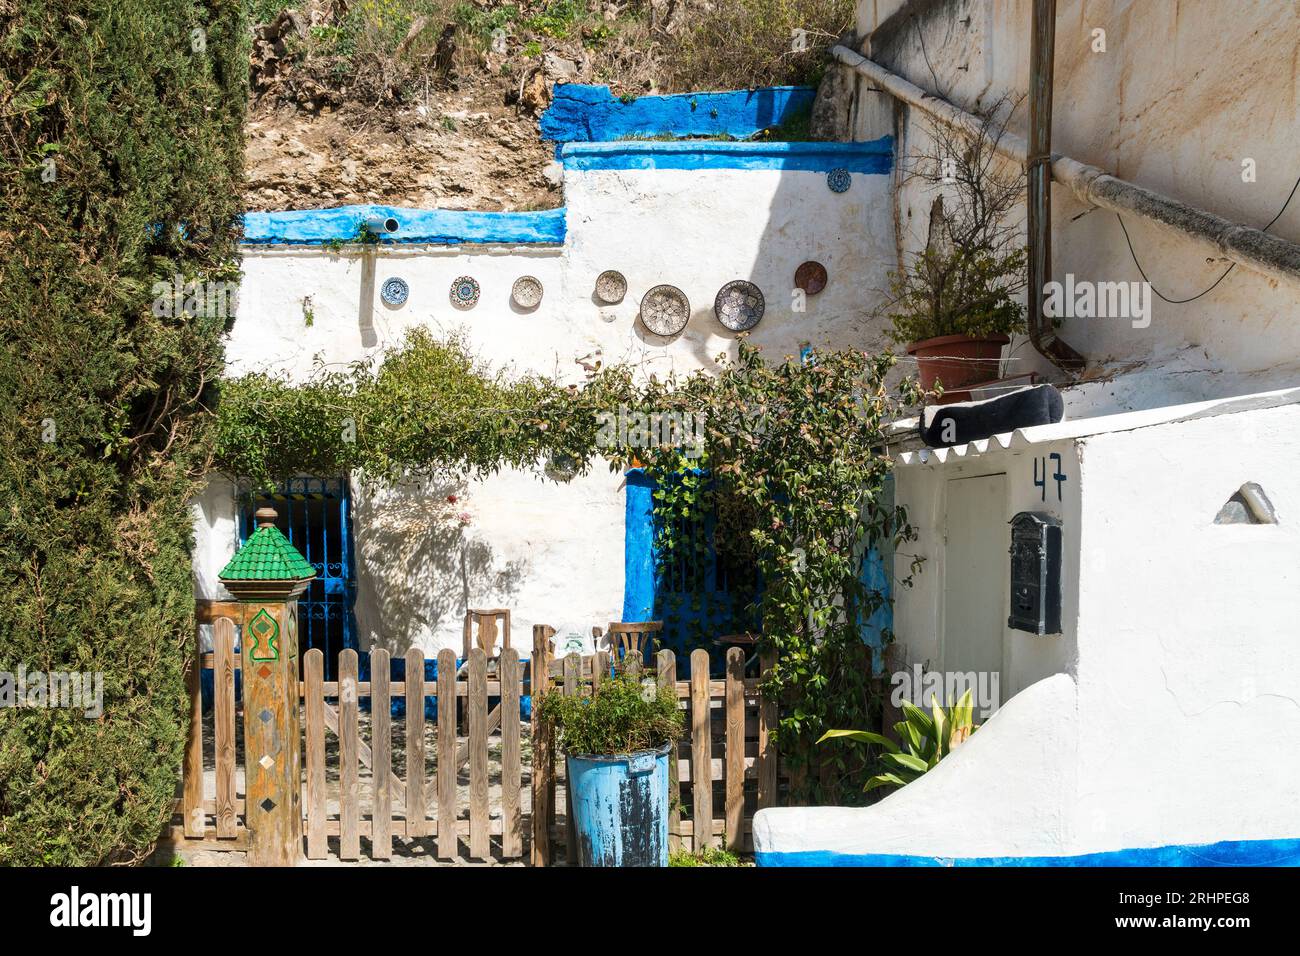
(1032, 453), (1067, 502)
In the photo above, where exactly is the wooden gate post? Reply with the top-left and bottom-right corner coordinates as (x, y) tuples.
(218, 507), (316, 867)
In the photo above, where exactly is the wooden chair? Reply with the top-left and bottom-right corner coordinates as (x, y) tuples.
(603, 621), (663, 665)
(463, 608), (511, 659)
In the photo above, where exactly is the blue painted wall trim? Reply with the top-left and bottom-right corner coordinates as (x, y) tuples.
(240, 204), (566, 246)
(541, 84), (816, 143)
(757, 837), (1300, 867)
(622, 469), (656, 623)
(560, 138), (894, 174)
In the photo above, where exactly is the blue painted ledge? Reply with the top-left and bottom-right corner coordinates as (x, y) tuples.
(241, 204), (566, 246)
(541, 84), (817, 142)
(559, 138), (894, 174)
(757, 838), (1300, 867)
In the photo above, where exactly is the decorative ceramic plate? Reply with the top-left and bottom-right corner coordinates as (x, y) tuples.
(714, 279), (765, 331)
(380, 276), (409, 306)
(827, 167), (852, 193)
(449, 275), (480, 309)
(511, 275), (543, 309)
(594, 270), (627, 304)
(639, 284), (691, 336)
(794, 260), (828, 296)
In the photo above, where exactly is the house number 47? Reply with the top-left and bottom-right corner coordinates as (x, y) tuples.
(1033, 453), (1066, 502)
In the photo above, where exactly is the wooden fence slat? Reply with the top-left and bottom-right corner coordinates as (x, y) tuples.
(563, 652), (579, 864)
(213, 619), (238, 839)
(690, 648), (714, 852)
(757, 650), (778, 810)
(372, 648), (392, 860)
(469, 648), (490, 860)
(183, 624), (205, 838)
(591, 650), (608, 693)
(658, 649), (681, 853)
(724, 647), (744, 850)
(531, 626), (554, 866)
(339, 649), (360, 860)
(437, 648), (457, 860)
(405, 647), (426, 838)
(501, 647), (522, 858)
(304, 649), (326, 859)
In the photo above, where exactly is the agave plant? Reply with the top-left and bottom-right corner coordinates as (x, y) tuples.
(818, 689), (977, 792)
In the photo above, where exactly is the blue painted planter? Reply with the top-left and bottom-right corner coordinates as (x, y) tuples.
(567, 742), (671, 867)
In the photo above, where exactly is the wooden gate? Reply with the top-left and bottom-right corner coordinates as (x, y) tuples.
(170, 604), (783, 862)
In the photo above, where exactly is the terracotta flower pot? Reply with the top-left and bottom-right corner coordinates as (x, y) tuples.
(906, 333), (1010, 393)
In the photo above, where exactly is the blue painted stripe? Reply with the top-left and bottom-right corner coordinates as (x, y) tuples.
(756, 838), (1300, 867)
(560, 138), (894, 174)
(240, 204), (566, 246)
(622, 469), (656, 623)
(541, 84), (817, 143)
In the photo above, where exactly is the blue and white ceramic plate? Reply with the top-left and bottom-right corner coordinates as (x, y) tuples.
(380, 276), (409, 306)
(827, 168), (852, 193)
(449, 275), (480, 309)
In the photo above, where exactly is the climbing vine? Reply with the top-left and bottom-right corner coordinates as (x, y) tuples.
(214, 330), (922, 800)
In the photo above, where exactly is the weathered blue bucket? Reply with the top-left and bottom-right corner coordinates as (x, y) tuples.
(567, 741), (671, 866)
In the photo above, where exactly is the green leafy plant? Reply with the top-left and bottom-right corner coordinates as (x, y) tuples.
(669, 845), (748, 866)
(819, 688), (977, 792)
(538, 671), (683, 756)
(0, 0), (248, 865)
(879, 100), (1029, 345)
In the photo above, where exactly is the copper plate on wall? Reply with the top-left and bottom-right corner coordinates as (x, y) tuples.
(639, 284), (691, 336)
(794, 261), (828, 296)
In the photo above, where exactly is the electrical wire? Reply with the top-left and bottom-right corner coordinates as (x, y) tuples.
(1116, 167), (1300, 304)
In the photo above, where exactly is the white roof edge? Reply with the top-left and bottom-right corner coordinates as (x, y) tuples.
(895, 385), (1300, 467)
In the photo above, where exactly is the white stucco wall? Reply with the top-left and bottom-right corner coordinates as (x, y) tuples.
(199, 151), (897, 654)
(852, 0), (1300, 415)
(758, 396), (1300, 859)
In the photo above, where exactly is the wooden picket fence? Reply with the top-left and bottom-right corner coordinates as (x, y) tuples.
(171, 604), (783, 863)
(529, 625), (782, 863)
(302, 645), (525, 861)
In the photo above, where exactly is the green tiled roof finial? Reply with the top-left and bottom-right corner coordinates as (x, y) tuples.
(219, 507), (317, 582)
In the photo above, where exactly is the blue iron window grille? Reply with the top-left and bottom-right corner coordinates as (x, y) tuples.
(238, 476), (358, 680)
(623, 469), (761, 677)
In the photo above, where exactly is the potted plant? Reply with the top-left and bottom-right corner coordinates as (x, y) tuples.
(885, 242), (1027, 392)
(879, 102), (1030, 394)
(538, 669), (683, 866)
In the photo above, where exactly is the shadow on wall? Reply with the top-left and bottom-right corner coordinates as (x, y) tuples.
(350, 477), (526, 655)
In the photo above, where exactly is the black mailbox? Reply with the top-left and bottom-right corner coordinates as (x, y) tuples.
(1008, 512), (1062, 635)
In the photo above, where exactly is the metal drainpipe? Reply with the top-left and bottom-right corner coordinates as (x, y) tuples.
(1028, 0), (1086, 373)
(830, 49), (1300, 309)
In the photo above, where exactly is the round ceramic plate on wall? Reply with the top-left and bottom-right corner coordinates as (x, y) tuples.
(449, 275), (480, 309)
(714, 280), (765, 332)
(512, 275), (543, 309)
(794, 260), (828, 296)
(594, 270), (627, 304)
(827, 168), (852, 193)
(639, 284), (690, 336)
(380, 276), (409, 306)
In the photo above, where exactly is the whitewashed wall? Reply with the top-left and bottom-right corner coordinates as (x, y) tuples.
(852, 0), (1300, 416)
(198, 147), (897, 655)
(757, 397), (1300, 861)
